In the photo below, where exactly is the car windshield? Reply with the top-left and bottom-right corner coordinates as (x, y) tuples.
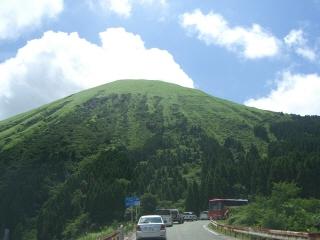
(139, 217), (162, 224)
(155, 209), (170, 215)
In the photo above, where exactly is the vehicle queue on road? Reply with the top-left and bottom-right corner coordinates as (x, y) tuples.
(136, 209), (209, 240)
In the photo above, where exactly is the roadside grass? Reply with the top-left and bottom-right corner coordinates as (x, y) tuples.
(76, 226), (113, 240)
(76, 222), (135, 240)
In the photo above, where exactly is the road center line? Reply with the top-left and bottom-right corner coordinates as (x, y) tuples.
(203, 224), (219, 236)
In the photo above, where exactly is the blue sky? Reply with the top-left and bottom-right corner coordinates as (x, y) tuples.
(1, 0), (320, 120)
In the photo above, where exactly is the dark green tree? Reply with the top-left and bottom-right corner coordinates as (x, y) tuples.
(141, 193), (158, 215)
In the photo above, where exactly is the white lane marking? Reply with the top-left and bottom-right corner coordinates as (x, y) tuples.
(203, 224), (219, 236)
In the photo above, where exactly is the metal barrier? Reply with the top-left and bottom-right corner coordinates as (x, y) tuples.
(210, 221), (320, 240)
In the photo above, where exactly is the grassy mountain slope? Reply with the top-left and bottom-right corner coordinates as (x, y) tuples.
(0, 80), (283, 151)
(0, 80), (319, 240)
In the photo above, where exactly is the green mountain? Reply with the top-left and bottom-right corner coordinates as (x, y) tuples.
(0, 80), (279, 150)
(0, 80), (319, 239)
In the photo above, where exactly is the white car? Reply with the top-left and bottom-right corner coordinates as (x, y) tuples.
(155, 209), (173, 227)
(136, 215), (167, 240)
(183, 212), (197, 221)
(199, 211), (209, 220)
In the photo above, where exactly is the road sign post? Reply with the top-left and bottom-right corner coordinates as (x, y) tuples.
(135, 205), (138, 222)
(3, 228), (9, 240)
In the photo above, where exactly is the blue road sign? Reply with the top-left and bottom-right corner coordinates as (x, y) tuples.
(133, 197), (140, 206)
(125, 197), (140, 208)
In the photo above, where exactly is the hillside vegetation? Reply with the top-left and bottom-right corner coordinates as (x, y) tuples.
(0, 80), (319, 239)
(227, 182), (320, 232)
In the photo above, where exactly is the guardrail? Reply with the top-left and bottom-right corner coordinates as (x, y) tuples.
(210, 221), (320, 240)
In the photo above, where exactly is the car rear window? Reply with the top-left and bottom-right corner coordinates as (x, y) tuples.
(170, 210), (177, 215)
(139, 217), (163, 224)
(155, 209), (170, 215)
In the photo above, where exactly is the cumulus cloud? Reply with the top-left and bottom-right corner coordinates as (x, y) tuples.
(180, 9), (280, 59)
(0, 27), (193, 120)
(244, 72), (320, 115)
(0, 0), (63, 40)
(90, 0), (167, 17)
(284, 29), (317, 61)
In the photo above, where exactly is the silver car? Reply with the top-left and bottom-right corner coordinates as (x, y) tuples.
(199, 211), (209, 220)
(183, 211), (197, 221)
(154, 209), (173, 227)
(136, 215), (167, 240)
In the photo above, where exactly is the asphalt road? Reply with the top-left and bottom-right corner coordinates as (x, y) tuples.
(131, 220), (235, 240)
(166, 220), (235, 240)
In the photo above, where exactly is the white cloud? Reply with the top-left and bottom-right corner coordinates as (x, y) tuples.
(296, 47), (317, 61)
(284, 29), (305, 47)
(91, 0), (167, 17)
(0, 27), (193, 120)
(180, 9), (280, 59)
(284, 29), (317, 61)
(0, 0), (63, 40)
(98, 0), (131, 17)
(244, 72), (320, 115)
